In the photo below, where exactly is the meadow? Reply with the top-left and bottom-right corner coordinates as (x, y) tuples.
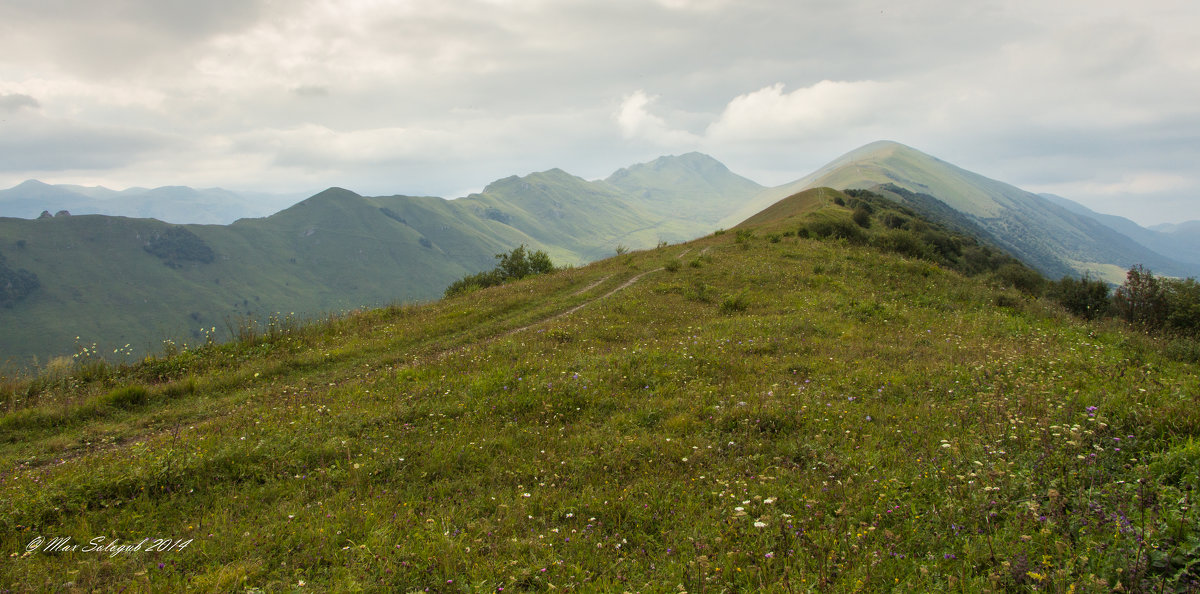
(1, 192), (1198, 591)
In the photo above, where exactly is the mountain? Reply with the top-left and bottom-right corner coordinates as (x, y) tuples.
(605, 152), (764, 225)
(724, 141), (1197, 282)
(1042, 193), (1200, 268)
(0, 181), (303, 225)
(0, 156), (747, 366)
(4, 189), (1196, 590)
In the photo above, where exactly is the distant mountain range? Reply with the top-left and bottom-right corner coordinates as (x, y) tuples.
(0, 154), (762, 365)
(0, 180), (304, 225)
(2, 142), (1197, 365)
(1038, 193), (1200, 269)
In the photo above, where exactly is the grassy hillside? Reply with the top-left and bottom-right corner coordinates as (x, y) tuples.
(2, 190), (1197, 591)
(0, 157), (748, 367)
(722, 141), (1195, 282)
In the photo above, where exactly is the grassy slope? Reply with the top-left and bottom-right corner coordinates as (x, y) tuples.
(2, 192), (1198, 591)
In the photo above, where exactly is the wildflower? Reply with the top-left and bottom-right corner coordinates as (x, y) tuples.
(754, 521), (767, 528)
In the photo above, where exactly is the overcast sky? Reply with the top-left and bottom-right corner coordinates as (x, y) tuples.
(1, 0), (1196, 225)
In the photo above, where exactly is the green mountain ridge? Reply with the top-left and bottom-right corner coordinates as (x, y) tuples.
(0, 156), (754, 366)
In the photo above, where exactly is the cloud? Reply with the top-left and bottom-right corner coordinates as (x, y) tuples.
(0, 93), (39, 112)
(1032, 172), (1194, 198)
(0, 0), (271, 77)
(291, 85), (330, 98)
(615, 91), (701, 147)
(0, 0), (1199, 225)
(0, 113), (173, 172)
(706, 81), (903, 143)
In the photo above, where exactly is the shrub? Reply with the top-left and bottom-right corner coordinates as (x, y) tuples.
(719, 292), (749, 314)
(101, 385), (150, 409)
(872, 229), (931, 260)
(921, 230), (962, 259)
(685, 282), (716, 303)
(851, 207), (871, 228)
(1164, 277), (1200, 335)
(882, 213), (908, 229)
(143, 226), (215, 268)
(664, 259), (681, 272)
(1165, 338), (1200, 364)
(1048, 275), (1111, 320)
(444, 245), (556, 298)
(803, 219), (866, 244)
(993, 263), (1046, 296)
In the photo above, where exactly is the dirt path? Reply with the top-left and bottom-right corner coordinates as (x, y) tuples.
(571, 274), (612, 296)
(18, 257), (678, 472)
(479, 267), (664, 341)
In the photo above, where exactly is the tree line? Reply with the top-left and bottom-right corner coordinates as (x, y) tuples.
(1050, 265), (1200, 336)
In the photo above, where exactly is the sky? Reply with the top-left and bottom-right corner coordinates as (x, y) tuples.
(0, 0), (1197, 226)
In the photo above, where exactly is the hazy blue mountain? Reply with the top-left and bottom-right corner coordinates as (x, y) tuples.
(1149, 221), (1200, 234)
(0, 181), (304, 225)
(1038, 194), (1200, 268)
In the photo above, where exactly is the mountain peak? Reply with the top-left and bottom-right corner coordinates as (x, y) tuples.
(13, 179), (53, 190)
(604, 153), (762, 226)
(608, 152), (734, 180)
(310, 187), (362, 200)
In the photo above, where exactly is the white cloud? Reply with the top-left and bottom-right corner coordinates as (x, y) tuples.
(616, 90), (701, 147)
(706, 81), (903, 143)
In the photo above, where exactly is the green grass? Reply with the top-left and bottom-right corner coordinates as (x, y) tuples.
(1, 214), (1198, 591)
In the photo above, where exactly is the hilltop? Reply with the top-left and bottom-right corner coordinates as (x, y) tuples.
(722, 141), (1197, 282)
(2, 188), (1197, 590)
